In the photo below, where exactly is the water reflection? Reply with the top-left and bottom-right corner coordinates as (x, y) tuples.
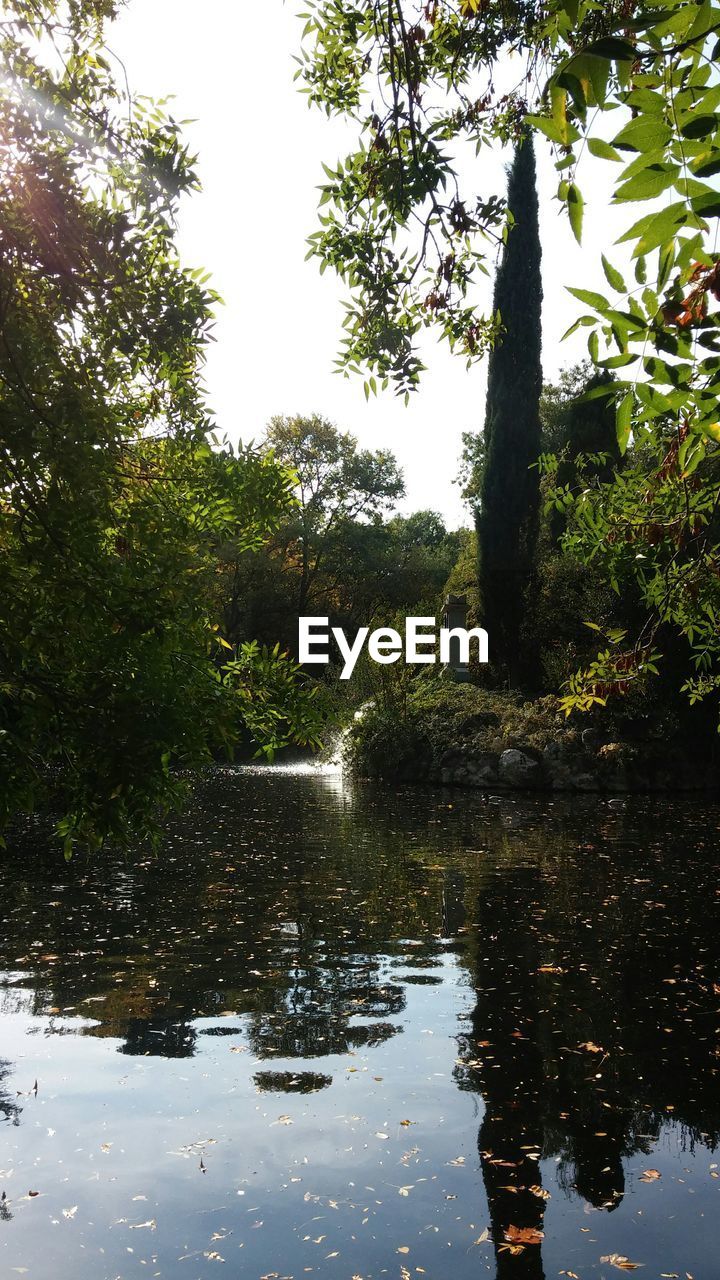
(456, 810), (720, 1276)
(0, 771), (719, 1277)
(0, 1059), (20, 1128)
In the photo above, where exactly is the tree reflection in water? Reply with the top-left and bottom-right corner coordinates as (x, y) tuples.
(0, 1059), (21, 1130)
(1, 772), (719, 1276)
(456, 805), (720, 1277)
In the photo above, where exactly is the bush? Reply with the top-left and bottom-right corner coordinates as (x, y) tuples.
(344, 672), (566, 780)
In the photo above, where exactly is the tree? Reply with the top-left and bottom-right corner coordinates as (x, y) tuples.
(301, 0), (720, 724)
(477, 134), (543, 682)
(541, 362), (620, 544)
(0, 2), (322, 852)
(264, 414), (405, 614)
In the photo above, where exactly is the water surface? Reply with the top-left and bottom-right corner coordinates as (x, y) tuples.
(1, 768), (719, 1278)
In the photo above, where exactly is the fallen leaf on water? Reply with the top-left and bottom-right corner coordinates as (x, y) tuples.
(204, 1251), (225, 1262)
(560, 1272), (580, 1278)
(129, 1220), (156, 1230)
(397, 1246), (410, 1254)
(374, 1132), (389, 1140)
(505, 1225), (544, 1245)
(600, 1254), (644, 1271)
(579, 1042), (604, 1054)
(28, 1190), (40, 1198)
(62, 1206), (78, 1219)
(399, 1120), (415, 1127)
(639, 1169), (661, 1182)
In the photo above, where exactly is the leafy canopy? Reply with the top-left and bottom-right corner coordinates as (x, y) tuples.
(0, 1), (323, 852)
(300, 0), (720, 721)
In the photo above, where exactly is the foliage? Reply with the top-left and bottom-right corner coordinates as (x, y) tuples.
(344, 670), (564, 778)
(0, 1), (323, 851)
(264, 414), (405, 613)
(442, 525), (479, 618)
(456, 429), (485, 511)
(219, 417), (463, 661)
(301, 0), (720, 721)
(540, 362), (617, 460)
(477, 135), (543, 682)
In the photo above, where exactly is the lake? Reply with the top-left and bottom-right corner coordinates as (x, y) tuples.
(1, 766), (719, 1279)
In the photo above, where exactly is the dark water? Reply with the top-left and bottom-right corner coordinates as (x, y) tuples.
(1, 768), (719, 1280)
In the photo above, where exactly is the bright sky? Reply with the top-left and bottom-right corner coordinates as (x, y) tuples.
(112, 1), (630, 527)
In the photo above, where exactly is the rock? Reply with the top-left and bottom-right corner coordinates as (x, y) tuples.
(438, 750), (499, 788)
(498, 748), (542, 789)
(464, 753), (500, 786)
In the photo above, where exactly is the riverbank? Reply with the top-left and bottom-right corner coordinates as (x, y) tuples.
(344, 678), (719, 793)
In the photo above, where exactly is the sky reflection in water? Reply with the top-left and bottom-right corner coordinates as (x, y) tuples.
(1, 769), (719, 1279)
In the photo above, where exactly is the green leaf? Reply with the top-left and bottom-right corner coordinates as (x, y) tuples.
(567, 285), (609, 311)
(559, 0), (579, 18)
(612, 117), (673, 152)
(587, 137), (622, 162)
(599, 352), (639, 368)
(526, 113), (578, 146)
(657, 240), (676, 290)
(625, 87), (666, 116)
(692, 152), (720, 179)
(550, 81), (572, 138)
(679, 435), (706, 476)
(692, 192), (720, 219)
(567, 182), (584, 244)
(616, 391), (633, 454)
(614, 163), (679, 202)
(686, 0), (720, 43)
(617, 202), (689, 256)
(601, 255), (626, 292)
(680, 115), (718, 140)
(586, 37), (637, 60)
(576, 382), (617, 403)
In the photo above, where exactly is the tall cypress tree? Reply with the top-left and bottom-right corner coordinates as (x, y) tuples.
(477, 133), (543, 684)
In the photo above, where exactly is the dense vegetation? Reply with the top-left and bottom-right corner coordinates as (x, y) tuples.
(301, 0), (720, 730)
(0, 1), (326, 852)
(220, 415), (463, 669)
(4, 0), (720, 850)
